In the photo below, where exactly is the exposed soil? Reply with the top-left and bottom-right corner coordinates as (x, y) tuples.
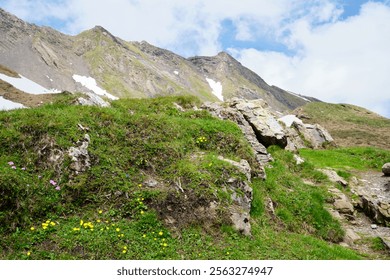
(0, 80), (59, 107)
(0, 64), (19, 77)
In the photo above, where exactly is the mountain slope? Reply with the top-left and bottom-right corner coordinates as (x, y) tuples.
(0, 8), (313, 112)
(0, 96), (368, 260)
(189, 52), (317, 111)
(294, 102), (390, 150)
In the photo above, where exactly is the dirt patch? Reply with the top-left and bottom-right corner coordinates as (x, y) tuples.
(0, 80), (59, 107)
(150, 189), (230, 235)
(0, 64), (19, 78)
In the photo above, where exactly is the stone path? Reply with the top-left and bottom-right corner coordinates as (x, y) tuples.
(334, 171), (390, 258)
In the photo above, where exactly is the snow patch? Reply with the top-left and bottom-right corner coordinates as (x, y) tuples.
(174, 70), (179, 76)
(0, 73), (61, 94)
(0, 96), (26, 110)
(72, 75), (118, 100)
(278, 115), (303, 127)
(288, 91), (311, 102)
(206, 78), (223, 101)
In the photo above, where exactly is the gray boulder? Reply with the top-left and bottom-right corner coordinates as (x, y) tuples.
(218, 156), (251, 181)
(234, 99), (287, 148)
(382, 163), (390, 176)
(68, 133), (91, 173)
(202, 100), (271, 178)
(319, 169), (348, 186)
(329, 187), (354, 215)
(292, 122), (334, 149)
(77, 92), (110, 107)
(344, 228), (361, 245)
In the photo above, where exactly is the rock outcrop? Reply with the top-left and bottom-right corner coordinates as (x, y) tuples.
(68, 134), (91, 173)
(202, 100), (271, 178)
(328, 187), (354, 215)
(319, 169), (348, 187)
(351, 172), (390, 225)
(77, 92), (110, 107)
(382, 163), (390, 176)
(202, 98), (335, 169)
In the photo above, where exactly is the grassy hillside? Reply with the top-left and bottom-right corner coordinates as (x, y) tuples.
(1, 96), (385, 260)
(294, 102), (390, 150)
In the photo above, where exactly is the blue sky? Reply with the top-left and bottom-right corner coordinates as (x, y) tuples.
(0, 0), (389, 117)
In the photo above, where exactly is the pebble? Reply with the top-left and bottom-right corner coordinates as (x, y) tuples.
(371, 224), (378, 229)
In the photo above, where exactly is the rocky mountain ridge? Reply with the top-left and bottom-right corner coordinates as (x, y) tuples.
(0, 8), (313, 112)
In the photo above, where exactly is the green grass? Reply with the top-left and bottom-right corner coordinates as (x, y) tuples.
(301, 102), (389, 128)
(0, 96), (367, 259)
(295, 102), (390, 150)
(299, 147), (390, 171)
(252, 146), (344, 242)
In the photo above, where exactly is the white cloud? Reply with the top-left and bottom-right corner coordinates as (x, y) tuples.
(1, 0), (294, 55)
(231, 2), (390, 117)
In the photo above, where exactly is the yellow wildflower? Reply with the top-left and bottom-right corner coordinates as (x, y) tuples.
(27, 251), (31, 256)
(142, 234), (146, 238)
(98, 210), (103, 214)
(116, 228), (120, 232)
(30, 227), (35, 231)
(46, 220), (51, 224)
(73, 227), (80, 231)
(97, 219), (101, 223)
(122, 250), (127, 254)
(50, 222), (56, 226)
(123, 246), (128, 250)
(80, 220), (84, 226)
(140, 210), (144, 215)
(163, 243), (168, 247)
(158, 231), (163, 236)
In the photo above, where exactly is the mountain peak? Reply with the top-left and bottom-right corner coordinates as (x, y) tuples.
(91, 25), (111, 34)
(216, 51), (235, 60)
